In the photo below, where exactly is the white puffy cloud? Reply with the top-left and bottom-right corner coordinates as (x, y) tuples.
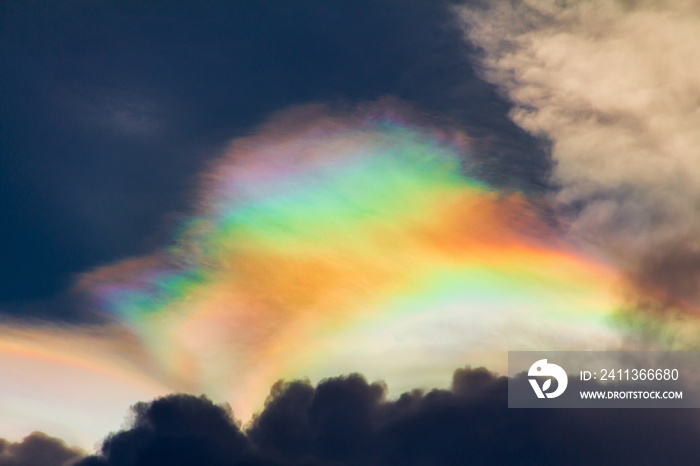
(460, 0), (700, 308)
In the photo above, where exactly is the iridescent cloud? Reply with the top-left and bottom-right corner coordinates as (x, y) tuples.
(80, 105), (623, 418)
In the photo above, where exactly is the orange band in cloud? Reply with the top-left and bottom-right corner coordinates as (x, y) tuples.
(80, 108), (621, 417)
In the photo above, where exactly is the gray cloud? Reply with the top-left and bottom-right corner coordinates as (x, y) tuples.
(0, 433), (84, 466)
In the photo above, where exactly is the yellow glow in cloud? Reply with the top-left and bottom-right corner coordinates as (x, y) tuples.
(80, 108), (624, 419)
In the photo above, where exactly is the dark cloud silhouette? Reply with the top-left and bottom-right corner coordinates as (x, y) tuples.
(81, 395), (252, 466)
(0, 432), (84, 466)
(68, 368), (700, 465)
(0, 0), (547, 314)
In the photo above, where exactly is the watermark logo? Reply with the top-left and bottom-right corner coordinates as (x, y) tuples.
(509, 351), (700, 408)
(528, 359), (568, 399)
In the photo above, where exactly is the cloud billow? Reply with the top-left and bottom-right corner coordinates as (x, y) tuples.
(0, 433), (84, 466)
(67, 367), (700, 465)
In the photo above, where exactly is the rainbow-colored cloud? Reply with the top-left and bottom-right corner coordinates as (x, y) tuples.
(80, 106), (621, 417)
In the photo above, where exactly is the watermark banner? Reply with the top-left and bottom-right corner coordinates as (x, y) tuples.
(508, 351), (700, 408)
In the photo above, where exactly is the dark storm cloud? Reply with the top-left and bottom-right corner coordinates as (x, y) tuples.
(0, 0), (547, 316)
(69, 368), (700, 465)
(0, 432), (84, 466)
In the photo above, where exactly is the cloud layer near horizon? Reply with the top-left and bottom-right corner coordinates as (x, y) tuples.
(7, 367), (700, 465)
(0, 432), (84, 466)
(461, 0), (700, 319)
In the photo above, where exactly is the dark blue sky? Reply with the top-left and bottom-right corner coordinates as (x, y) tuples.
(0, 0), (548, 317)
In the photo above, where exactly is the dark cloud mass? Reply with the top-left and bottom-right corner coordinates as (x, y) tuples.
(0, 0), (546, 313)
(0, 432), (84, 466)
(15, 368), (687, 465)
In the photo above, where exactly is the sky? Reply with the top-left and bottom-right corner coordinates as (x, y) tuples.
(2, 1), (700, 465)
